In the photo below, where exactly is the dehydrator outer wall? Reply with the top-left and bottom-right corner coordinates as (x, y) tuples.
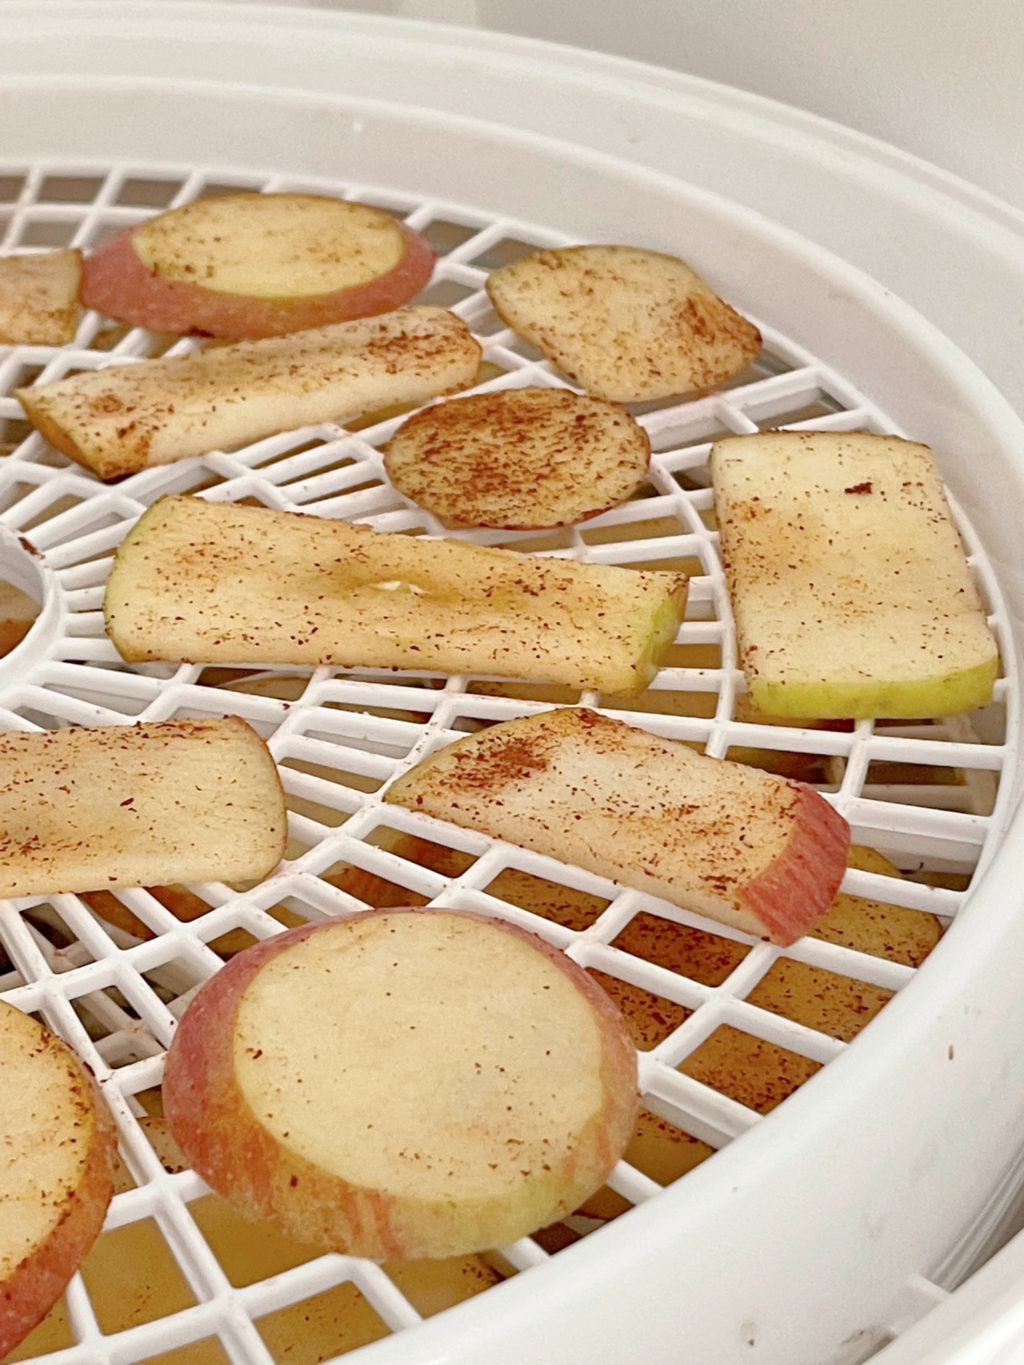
(0, 7), (1023, 1365)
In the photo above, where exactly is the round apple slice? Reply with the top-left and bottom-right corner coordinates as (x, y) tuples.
(80, 193), (436, 339)
(384, 387), (651, 528)
(163, 908), (639, 1260)
(0, 1000), (117, 1358)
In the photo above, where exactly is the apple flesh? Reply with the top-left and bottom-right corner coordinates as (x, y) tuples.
(711, 430), (1000, 719)
(0, 716), (287, 897)
(16, 306), (480, 480)
(163, 908), (639, 1260)
(103, 495), (688, 696)
(0, 249), (81, 345)
(384, 706), (850, 945)
(486, 244), (762, 403)
(383, 386), (652, 529)
(0, 1000), (117, 1359)
(80, 193), (435, 339)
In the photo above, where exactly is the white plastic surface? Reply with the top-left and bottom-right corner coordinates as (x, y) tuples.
(4, 1), (1024, 430)
(1, 10), (1024, 1365)
(874, 1224), (1024, 1364)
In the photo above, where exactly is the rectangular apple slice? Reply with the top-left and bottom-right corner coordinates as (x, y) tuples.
(711, 430), (999, 719)
(384, 706), (850, 945)
(15, 305), (480, 480)
(103, 496), (687, 696)
(0, 249), (82, 346)
(0, 716), (286, 897)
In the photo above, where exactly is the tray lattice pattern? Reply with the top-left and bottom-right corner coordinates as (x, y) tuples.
(0, 163), (1015, 1365)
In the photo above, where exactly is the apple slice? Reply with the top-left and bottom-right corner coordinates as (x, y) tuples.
(486, 245), (761, 402)
(0, 249), (82, 345)
(80, 193), (435, 339)
(384, 386), (651, 529)
(0, 1000), (117, 1359)
(16, 305), (480, 480)
(711, 430), (1000, 719)
(103, 495), (688, 696)
(0, 716), (286, 897)
(163, 909), (639, 1260)
(0, 579), (39, 658)
(385, 706), (850, 945)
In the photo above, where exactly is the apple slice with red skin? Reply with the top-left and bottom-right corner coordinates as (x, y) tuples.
(384, 707), (850, 946)
(0, 1000), (117, 1359)
(163, 908), (639, 1260)
(80, 193), (436, 340)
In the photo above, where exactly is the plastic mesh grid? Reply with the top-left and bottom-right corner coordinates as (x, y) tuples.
(0, 161), (1016, 1365)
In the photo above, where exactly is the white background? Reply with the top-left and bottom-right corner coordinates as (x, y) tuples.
(229, 0), (1024, 213)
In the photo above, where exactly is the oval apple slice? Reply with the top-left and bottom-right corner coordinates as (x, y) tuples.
(80, 193), (435, 339)
(486, 244), (762, 402)
(384, 387), (651, 529)
(163, 909), (639, 1260)
(0, 1000), (117, 1359)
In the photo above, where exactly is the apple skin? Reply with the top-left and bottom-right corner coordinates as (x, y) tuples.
(737, 782), (851, 945)
(163, 910), (639, 1261)
(748, 660), (999, 725)
(0, 1016), (117, 1359)
(80, 220), (435, 340)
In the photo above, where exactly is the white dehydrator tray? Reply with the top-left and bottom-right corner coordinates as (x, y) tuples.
(2, 7), (1024, 1365)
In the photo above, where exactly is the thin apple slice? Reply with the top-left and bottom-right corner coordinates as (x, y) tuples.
(384, 386), (651, 528)
(103, 495), (687, 696)
(812, 845), (943, 964)
(80, 193), (435, 340)
(0, 579), (39, 657)
(163, 909), (639, 1260)
(0, 716), (286, 897)
(0, 999), (117, 1359)
(0, 249), (82, 345)
(711, 430), (1000, 719)
(15, 305), (480, 480)
(486, 245), (761, 402)
(385, 706), (850, 945)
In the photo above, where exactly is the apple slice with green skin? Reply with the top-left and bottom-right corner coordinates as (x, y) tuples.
(163, 908), (639, 1260)
(385, 707), (850, 946)
(103, 495), (688, 696)
(0, 1000), (117, 1359)
(486, 244), (762, 402)
(0, 716), (287, 898)
(711, 430), (1000, 719)
(80, 193), (435, 339)
(16, 305), (480, 480)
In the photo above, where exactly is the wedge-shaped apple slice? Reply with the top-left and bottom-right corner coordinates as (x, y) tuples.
(0, 716), (286, 897)
(385, 707), (850, 945)
(486, 245), (761, 402)
(15, 305), (480, 480)
(103, 496), (687, 696)
(0, 1000), (117, 1359)
(0, 249), (82, 345)
(384, 386), (651, 529)
(711, 431), (1000, 719)
(163, 909), (638, 1260)
(80, 193), (435, 340)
